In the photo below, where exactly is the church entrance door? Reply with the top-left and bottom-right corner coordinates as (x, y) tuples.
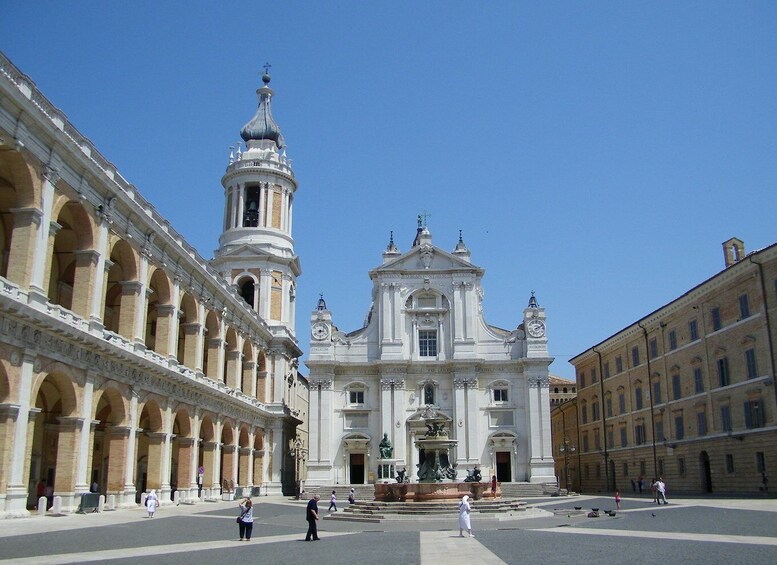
(496, 452), (512, 482)
(349, 453), (365, 484)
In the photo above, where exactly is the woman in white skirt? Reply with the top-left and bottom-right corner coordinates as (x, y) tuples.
(458, 494), (473, 537)
(146, 489), (159, 518)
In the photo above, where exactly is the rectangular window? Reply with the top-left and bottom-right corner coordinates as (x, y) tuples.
(739, 293), (750, 319)
(494, 388), (508, 402)
(669, 330), (677, 351)
(672, 374), (682, 400)
(606, 397), (613, 418)
(744, 399), (765, 429)
(697, 411), (708, 436)
(721, 405), (732, 432)
(582, 434), (589, 452)
(581, 404), (588, 424)
(592, 402), (600, 421)
(580, 371), (586, 388)
(607, 428), (614, 448)
(618, 392), (626, 414)
(591, 368), (598, 383)
(418, 330), (437, 357)
(674, 415), (684, 440)
(712, 307), (722, 331)
(635, 388), (643, 410)
(620, 427), (627, 447)
(635, 424), (646, 445)
(689, 319), (699, 341)
(632, 346), (640, 367)
(653, 381), (662, 404)
(655, 420), (664, 442)
(650, 338), (658, 359)
(725, 454), (734, 474)
(594, 432), (601, 451)
(604, 362), (610, 379)
(718, 357), (730, 387)
(678, 458), (686, 476)
(349, 390), (364, 404)
(694, 367), (704, 394)
(746, 348), (758, 379)
(756, 452), (766, 474)
(615, 356), (623, 374)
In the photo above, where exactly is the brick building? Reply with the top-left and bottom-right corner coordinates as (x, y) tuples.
(570, 238), (777, 495)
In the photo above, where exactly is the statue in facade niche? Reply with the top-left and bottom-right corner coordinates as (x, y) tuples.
(379, 433), (393, 459)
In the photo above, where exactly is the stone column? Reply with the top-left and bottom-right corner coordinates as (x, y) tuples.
(74, 376), (94, 495)
(180, 323), (201, 370)
(453, 377), (468, 468)
(7, 207), (42, 289)
(117, 281), (142, 340)
(123, 390), (139, 505)
(27, 166), (57, 305)
(201, 441), (219, 492)
(176, 437), (196, 496)
(87, 217), (110, 330)
(71, 250), (100, 319)
(225, 350), (241, 389)
(0, 404), (20, 509)
(132, 254), (150, 349)
(236, 184), (245, 228)
(167, 277), (182, 364)
(154, 304), (176, 357)
(4, 353), (37, 517)
(54, 417), (83, 512)
(145, 432), (166, 490)
(238, 447), (251, 488)
(243, 361), (257, 397)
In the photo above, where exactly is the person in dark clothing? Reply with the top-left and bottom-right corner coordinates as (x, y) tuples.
(305, 494), (321, 541)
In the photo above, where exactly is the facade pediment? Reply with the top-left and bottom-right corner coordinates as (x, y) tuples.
(372, 245), (483, 276)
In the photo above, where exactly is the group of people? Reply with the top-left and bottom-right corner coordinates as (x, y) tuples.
(617, 477), (668, 509)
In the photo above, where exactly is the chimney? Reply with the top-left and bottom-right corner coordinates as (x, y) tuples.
(722, 237), (745, 267)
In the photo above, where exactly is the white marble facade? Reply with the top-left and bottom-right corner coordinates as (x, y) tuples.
(305, 225), (555, 485)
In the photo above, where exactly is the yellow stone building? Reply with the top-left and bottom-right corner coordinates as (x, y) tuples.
(0, 52), (307, 517)
(570, 238), (777, 495)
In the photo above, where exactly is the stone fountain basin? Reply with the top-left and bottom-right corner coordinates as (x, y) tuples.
(375, 481), (494, 502)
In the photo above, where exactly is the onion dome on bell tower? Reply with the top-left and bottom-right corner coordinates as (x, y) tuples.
(212, 65), (300, 335)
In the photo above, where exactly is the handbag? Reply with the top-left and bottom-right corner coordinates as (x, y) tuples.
(236, 508), (249, 523)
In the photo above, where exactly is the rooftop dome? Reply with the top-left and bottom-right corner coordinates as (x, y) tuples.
(240, 72), (285, 148)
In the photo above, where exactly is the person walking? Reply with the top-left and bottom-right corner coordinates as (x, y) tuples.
(615, 490), (622, 510)
(458, 494), (474, 538)
(656, 478), (668, 504)
(651, 479), (658, 503)
(146, 489), (159, 518)
(348, 488), (355, 504)
(638, 476), (644, 495)
(328, 490), (337, 512)
(237, 497), (253, 541)
(305, 494), (321, 541)
(491, 475), (497, 498)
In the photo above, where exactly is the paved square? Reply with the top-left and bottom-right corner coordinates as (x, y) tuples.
(0, 495), (775, 564)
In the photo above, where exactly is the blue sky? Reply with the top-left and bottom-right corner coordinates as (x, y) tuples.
(3, 1), (776, 379)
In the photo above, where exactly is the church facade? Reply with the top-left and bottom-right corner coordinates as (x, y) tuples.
(0, 52), (305, 517)
(306, 224), (555, 486)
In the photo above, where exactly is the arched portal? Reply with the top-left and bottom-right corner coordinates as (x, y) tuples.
(135, 398), (164, 501)
(700, 451), (713, 493)
(171, 409), (193, 501)
(91, 386), (128, 497)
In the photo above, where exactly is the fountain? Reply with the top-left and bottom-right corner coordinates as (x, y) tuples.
(374, 406), (490, 502)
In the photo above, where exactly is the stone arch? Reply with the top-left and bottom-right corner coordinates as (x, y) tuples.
(104, 239), (139, 338)
(177, 291), (199, 367)
(235, 273), (258, 311)
(47, 200), (95, 315)
(29, 370), (80, 506)
(197, 413), (216, 491)
(145, 267), (173, 354)
(135, 396), (165, 496)
(203, 310), (222, 382)
(223, 327), (239, 388)
(0, 150), (39, 208)
(237, 424), (251, 487)
(256, 350), (268, 402)
(90, 383), (131, 495)
(220, 420), (237, 492)
(171, 408), (194, 498)
(0, 361), (10, 403)
(241, 340), (255, 395)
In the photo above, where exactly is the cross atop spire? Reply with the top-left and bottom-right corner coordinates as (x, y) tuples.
(417, 210), (432, 228)
(263, 62), (272, 75)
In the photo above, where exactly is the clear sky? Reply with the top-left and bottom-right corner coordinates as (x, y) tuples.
(2, 1), (776, 379)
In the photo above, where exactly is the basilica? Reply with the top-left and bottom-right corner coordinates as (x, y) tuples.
(0, 52), (305, 517)
(306, 223), (555, 487)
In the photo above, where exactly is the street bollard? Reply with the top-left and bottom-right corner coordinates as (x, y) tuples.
(98, 495), (105, 512)
(37, 496), (47, 516)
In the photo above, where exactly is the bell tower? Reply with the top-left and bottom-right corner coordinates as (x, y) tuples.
(212, 69), (300, 335)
